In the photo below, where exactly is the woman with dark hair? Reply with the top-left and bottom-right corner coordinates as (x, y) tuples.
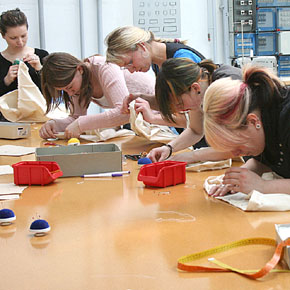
(0, 8), (48, 120)
(146, 57), (241, 162)
(39, 52), (155, 139)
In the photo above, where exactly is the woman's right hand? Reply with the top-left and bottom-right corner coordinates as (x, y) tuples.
(39, 120), (57, 139)
(147, 145), (171, 163)
(121, 93), (141, 114)
(4, 65), (19, 86)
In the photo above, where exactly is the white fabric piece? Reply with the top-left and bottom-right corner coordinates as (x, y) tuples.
(129, 101), (177, 144)
(0, 61), (48, 122)
(0, 145), (35, 156)
(204, 174), (290, 211)
(80, 128), (135, 142)
(0, 165), (13, 175)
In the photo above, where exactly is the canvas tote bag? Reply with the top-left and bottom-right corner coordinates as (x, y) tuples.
(0, 61), (48, 122)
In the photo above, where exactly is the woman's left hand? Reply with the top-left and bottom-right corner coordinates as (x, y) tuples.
(65, 119), (82, 139)
(222, 167), (265, 194)
(23, 54), (42, 71)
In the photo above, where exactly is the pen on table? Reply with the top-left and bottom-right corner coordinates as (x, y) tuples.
(82, 171), (130, 178)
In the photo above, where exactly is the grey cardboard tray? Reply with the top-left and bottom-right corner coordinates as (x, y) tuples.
(35, 143), (122, 177)
(0, 122), (30, 139)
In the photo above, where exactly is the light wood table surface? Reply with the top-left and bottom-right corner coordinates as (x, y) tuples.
(0, 124), (289, 290)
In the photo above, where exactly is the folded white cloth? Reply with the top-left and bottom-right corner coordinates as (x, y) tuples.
(187, 159), (232, 172)
(80, 128), (135, 142)
(204, 173), (290, 211)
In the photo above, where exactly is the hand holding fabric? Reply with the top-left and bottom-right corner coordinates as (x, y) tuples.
(64, 119), (82, 139)
(4, 64), (19, 86)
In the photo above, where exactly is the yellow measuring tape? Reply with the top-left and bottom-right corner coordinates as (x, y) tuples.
(177, 237), (290, 279)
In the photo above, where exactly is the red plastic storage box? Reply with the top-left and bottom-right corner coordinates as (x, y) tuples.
(12, 161), (63, 186)
(138, 161), (186, 188)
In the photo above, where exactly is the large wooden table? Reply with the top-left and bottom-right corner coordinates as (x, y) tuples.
(0, 125), (289, 290)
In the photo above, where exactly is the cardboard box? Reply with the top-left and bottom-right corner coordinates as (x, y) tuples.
(0, 122), (30, 139)
(35, 143), (122, 177)
(275, 223), (290, 268)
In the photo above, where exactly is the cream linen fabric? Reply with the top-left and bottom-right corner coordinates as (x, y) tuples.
(79, 128), (135, 143)
(187, 159), (232, 172)
(129, 101), (177, 144)
(0, 61), (48, 122)
(204, 173), (290, 211)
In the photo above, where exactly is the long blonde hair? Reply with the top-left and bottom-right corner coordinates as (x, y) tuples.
(105, 25), (186, 65)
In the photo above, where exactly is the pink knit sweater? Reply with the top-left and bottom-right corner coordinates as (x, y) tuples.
(53, 55), (155, 132)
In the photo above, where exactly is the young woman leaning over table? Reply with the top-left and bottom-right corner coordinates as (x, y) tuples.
(145, 57), (242, 162)
(203, 65), (290, 196)
(105, 25), (206, 130)
(0, 8), (48, 121)
(39, 52), (155, 139)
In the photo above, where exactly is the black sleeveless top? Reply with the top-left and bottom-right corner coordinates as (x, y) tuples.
(152, 42), (205, 75)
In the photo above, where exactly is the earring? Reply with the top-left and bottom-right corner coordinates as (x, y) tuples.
(197, 91), (201, 95)
(256, 123), (261, 129)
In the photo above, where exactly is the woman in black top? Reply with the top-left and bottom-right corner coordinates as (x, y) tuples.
(0, 8), (48, 121)
(203, 66), (290, 196)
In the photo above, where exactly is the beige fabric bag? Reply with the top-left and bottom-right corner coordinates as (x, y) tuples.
(203, 173), (290, 211)
(0, 61), (48, 122)
(129, 101), (177, 144)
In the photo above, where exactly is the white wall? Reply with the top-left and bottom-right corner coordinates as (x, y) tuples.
(0, 0), (226, 61)
(0, 0), (40, 50)
(0, 0), (227, 115)
(0, 0), (99, 58)
(100, 0), (214, 60)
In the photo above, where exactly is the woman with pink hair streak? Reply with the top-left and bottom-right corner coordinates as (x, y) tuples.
(203, 65), (290, 196)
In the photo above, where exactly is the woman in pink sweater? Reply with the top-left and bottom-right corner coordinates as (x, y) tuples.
(39, 52), (155, 139)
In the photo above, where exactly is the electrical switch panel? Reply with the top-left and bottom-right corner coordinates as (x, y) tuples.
(133, 0), (181, 38)
(229, 0), (256, 32)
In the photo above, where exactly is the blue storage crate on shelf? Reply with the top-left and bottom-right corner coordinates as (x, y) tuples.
(234, 33), (256, 57)
(277, 8), (290, 31)
(257, 8), (276, 32)
(278, 55), (290, 77)
(256, 0), (276, 7)
(276, 0), (290, 6)
(256, 32), (277, 55)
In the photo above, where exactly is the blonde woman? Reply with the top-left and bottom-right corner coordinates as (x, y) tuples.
(203, 66), (290, 196)
(105, 25), (206, 131)
(105, 25), (205, 75)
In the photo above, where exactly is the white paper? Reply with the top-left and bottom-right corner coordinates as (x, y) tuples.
(0, 145), (35, 156)
(0, 165), (13, 175)
(0, 183), (27, 194)
(0, 194), (19, 200)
